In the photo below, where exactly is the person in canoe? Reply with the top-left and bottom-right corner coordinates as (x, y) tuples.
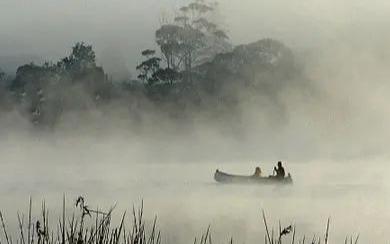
(274, 161), (285, 178)
(253, 166), (262, 177)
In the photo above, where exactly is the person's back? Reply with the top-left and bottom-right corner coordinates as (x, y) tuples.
(253, 167), (262, 177)
(275, 161), (285, 178)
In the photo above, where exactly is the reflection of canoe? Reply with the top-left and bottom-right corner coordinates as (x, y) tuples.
(214, 170), (293, 185)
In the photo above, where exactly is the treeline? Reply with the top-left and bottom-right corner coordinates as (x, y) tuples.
(0, 0), (303, 128)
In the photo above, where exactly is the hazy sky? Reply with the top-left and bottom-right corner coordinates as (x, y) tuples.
(1, 0), (390, 77)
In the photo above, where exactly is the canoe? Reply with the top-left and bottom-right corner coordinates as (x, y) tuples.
(214, 169), (293, 185)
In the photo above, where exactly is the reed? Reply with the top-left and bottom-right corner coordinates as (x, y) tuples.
(0, 197), (358, 244)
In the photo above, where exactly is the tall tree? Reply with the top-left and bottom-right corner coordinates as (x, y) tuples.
(59, 42), (96, 74)
(155, 25), (184, 71)
(136, 49), (180, 86)
(154, 0), (230, 82)
(136, 49), (162, 85)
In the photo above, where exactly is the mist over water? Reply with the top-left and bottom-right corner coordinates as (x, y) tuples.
(1, 133), (390, 243)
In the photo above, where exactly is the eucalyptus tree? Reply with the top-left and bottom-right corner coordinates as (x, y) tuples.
(154, 0), (230, 82)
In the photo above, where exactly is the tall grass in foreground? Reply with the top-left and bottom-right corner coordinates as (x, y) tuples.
(0, 197), (359, 244)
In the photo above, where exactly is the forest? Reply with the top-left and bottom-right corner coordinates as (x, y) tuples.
(0, 0), (306, 128)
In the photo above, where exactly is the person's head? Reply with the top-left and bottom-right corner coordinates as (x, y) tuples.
(277, 161), (282, 167)
(255, 167), (261, 173)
